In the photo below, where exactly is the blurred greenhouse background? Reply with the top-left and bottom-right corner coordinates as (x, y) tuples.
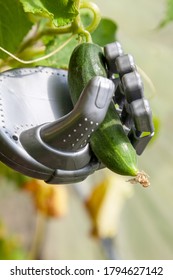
(0, 0), (173, 260)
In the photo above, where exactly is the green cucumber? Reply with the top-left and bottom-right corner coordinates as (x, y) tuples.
(68, 42), (138, 176)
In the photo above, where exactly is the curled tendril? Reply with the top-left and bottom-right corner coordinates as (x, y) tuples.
(80, 1), (101, 33)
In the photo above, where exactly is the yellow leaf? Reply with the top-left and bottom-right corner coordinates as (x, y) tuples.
(85, 170), (134, 238)
(23, 179), (68, 218)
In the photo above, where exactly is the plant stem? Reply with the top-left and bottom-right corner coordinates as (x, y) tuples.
(28, 211), (48, 260)
(71, 11), (92, 42)
(0, 34), (74, 65)
(75, 0), (81, 10)
(19, 25), (73, 53)
(71, 1), (101, 42)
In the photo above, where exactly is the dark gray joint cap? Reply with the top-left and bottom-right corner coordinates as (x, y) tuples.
(104, 41), (123, 73)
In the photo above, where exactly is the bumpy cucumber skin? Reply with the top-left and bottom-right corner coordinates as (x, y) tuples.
(68, 43), (107, 104)
(68, 43), (138, 176)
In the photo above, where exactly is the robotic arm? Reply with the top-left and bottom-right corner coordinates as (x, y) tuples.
(0, 41), (154, 184)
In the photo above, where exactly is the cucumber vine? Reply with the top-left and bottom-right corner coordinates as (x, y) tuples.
(0, 1), (101, 68)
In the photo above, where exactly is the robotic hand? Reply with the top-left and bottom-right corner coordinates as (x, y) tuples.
(104, 42), (154, 154)
(0, 41), (154, 184)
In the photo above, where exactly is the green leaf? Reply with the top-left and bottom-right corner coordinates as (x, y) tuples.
(0, 222), (26, 260)
(159, 0), (173, 27)
(0, 0), (32, 59)
(149, 115), (160, 145)
(20, 0), (79, 27)
(0, 162), (30, 188)
(92, 18), (118, 46)
(37, 34), (78, 69)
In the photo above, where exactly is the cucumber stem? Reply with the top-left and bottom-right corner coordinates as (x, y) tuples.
(71, 18), (92, 42)
(71, 1), (101, 42)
